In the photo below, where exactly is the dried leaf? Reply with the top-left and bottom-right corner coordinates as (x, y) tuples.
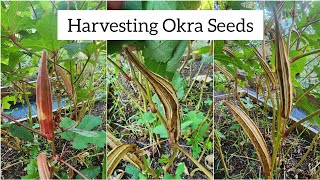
(205, 154), (214, 170)
(55, 65), (73, 96)
(193, 75), (213, 83)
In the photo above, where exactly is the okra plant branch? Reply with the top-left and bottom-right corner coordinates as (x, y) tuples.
(8, 34), (41, 57)
(305, 54), (320, 66)
(73, 55), (91, 84)
(290, 18), (320, 50)
(7, 34), (70, 73)
(214, 131), (229, 178)
(196, 65), (211, 111)
(107, 57), (132, 81)
(184, 63), (204, 100)
(114, 80), (144, 112)
(312, 166), (320, 179)
(287, 1), (296, 51)
(290, 48), (320, 63)
(284, 109), (320, 137)
(1, 113), (47, 139)
(295, 132), (319, 168)
(178, 40), (192, 73)
(174, 143), (213, 179)
(294, 81), (320, 105)
(198, 129), (213, 162)
(56, 156), (88, 180)
(281, 125), (309, 163)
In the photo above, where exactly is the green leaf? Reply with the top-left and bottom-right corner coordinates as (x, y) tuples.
(59, 117), (76, 140)
(171, 73), (186, 99)
(181, 121), (193, 130)
(192, 144), (201, 158)
(64, 42), (90, 58)
(72, 131), (106, 149)
(9, 123), (34, 142)
(204, 98), (213, 105)
(153, 124), (168, 138)
(76, 166), (100, 179)
(143, 40), (187, 80)
(60, 115), (106, 149)
(201, 55), (213, 63)
(107, 40), (144, 55)
(215, 129), (226, 139)
(77, 115), (102, 130)
(226, 1), (251, 10)
(22, 160), (38, 179)
(175, 163), (185, 178)
(163, 174), (175, 179)
(125, 164), (141, 180)
(8, 52), (22, 71)
(1, 1), (34, 34)
(166, 41), (188, 72)
(1, 96), (17, 109)
(123, 1), (142, 10)
(137, 112), (156, 124)
(144, 60), (171, 79)
(205, 141), (213, 150)
(144, 1), (177, 10)
(197, 46), (211, 55)
(144, 1), (200, 10)
(214, 40), (224, 54)
(158, 154), (169, 164)
(314, 66), (320, 80)
(138, 173), (148, 180)
(68, 127), (99, 137)
(290, 50), (307, 86)
(183, 111), (204, 130)
(21, 13), (67, 51)
(143, 41), (180, 63)
(102, 153), (106, 179)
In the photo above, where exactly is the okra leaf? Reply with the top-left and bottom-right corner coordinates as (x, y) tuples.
(76, 166), (100, 179)
(9, 122), (34, 142)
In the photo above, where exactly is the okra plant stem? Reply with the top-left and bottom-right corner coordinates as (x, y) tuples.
(1, 113), (47, 139)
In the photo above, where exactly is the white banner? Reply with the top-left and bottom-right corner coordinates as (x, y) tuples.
(58, 10), (263, 40)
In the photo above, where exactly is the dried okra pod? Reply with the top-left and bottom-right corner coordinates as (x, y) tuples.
(36, 50), (54, 141)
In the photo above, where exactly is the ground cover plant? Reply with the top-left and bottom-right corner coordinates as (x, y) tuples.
(214, 1), (320, 179)
(1, 1), (106, 179)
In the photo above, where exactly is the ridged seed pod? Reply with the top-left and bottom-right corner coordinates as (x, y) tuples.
(36, 50), (54, 141)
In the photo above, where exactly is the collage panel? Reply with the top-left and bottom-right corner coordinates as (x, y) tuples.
(106, 1), (214, 179)
(214, 1), (320, 179)
(1, 0), (319, 180)
(1, 1), (106, 179)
